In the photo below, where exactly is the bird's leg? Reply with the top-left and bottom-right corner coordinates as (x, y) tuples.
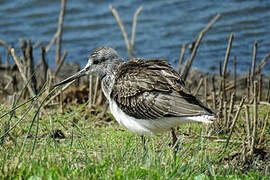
(170, 128), (179, 150)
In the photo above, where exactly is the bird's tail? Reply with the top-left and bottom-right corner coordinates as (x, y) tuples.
(184, 114), (216, 123)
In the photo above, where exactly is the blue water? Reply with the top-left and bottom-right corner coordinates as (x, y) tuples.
(0, 0), (270, 74)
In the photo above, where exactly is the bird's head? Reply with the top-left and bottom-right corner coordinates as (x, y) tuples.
(53, 46), (121, 88)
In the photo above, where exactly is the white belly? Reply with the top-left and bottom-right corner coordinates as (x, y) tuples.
(109, 100), (214, 136)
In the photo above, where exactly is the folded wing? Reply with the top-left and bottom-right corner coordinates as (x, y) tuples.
(111, 58), (214, 120)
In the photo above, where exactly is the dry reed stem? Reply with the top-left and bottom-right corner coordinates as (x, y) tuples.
(88, 75), (93, 108)
(222, 33), (234, 102)
(46, 69), (53, 95)
(218, 91), (224, 122)
(224, 101), (228, 130)
(247, 68), (251, 102)
(46, 33), (58, 53)
(258, 74), (262, 101)
(193, 78), (203, 96)
(227, 91), (235, 127)
(37, 33), (58, 66)
(26, 40), (37, 94)
(41, 46), (48, 85)
(60, 90), (63, 114)
(0, 39), (9, 50)
(204, 77), (208, 105)
(131, 6), (143, 53)
(255, 52), (270, 74)
(19, 39), (27, 75)
(11, 49), (36, 97)
(223, 96), (245, 153)
(54, 51), (68, 77)
(0, 39), (10, 66)
(258, 107), (270, 145)
(267, 79), (270, 102)
(110, 5), (131, 58)
(233, 56), (237, 95)
(177, 44), (186, 73)
(10, 48), (49, 118)
(33, 41), (42, 49)
(211, 75), (217, 109)
(218, 61), (222, 97)
(222, 33), (234, 77)
(245, 105), (252, 148)
(225, 54), (270, 92)
(250, 81), (258, 155)
(56, 0), (66, 65)
(93, 77), (99, 105)
(251, 40), (257, 82)
(181, 14), (221, 80)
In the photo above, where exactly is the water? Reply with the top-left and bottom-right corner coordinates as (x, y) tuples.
(0, 0), (269, 74)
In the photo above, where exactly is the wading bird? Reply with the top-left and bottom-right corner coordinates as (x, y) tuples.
(53, 47), (216, 146)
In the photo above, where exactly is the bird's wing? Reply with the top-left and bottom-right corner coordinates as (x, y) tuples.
(111, 58), (214, 119)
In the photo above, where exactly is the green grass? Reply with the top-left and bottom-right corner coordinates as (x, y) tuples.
(0, 102), (269, 179)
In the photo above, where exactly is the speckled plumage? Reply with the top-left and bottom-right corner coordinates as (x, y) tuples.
(53, 47), (216, 135)
(111, 58), (214, 120)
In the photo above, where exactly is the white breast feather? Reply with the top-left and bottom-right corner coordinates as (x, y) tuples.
(109, 100), (214, 136)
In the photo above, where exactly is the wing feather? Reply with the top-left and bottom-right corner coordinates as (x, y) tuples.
(111, 58), (214, 120)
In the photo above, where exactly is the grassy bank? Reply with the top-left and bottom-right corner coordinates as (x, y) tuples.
(0, 102), (269, 179)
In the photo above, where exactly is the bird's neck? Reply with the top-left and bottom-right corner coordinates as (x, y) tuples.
(100, 59), (124, 100)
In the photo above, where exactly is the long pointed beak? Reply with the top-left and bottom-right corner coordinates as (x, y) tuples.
(52, 67), (88, 89)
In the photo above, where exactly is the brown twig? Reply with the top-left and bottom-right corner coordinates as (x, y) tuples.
(227, 91), (235, 128)
(41, 46), (48, 85)
(250, 81), (258, 155)
(245, 105), (252, 148)
(131, 6), (143, 55)
(93, 77), (99, 105)
(88, 75), (93, 109)
(10, 48), (49, 118)
(54, 51), (68, 77)
(224, 101), (228, 130)
(258, 108), (270, 145)
(204, 76), (208, 105)
(222, 33), (234, 102)
(247, 68), (251, 103)
(33, 41), (42, 49)
(56, 0), (66, 65)
(258, 74), (262, 102)
(233, 56), (237, 95)
(11, 48), (35, 97)
(177, 44), (186, 73)
(26, 40), (37, 94)
(222, 33), (234, 78)
(193, 78), (203, 96)
(211, 75), (217, 109)
(218, 91), (224, 122)
(37, 33), (58, 66)
(181, 14), (220, 80)
(0, 39), (10, 66)
(255, 52), (270, 74)
(110, 5), (131, 58)
(223, 96), (245, 153)
(266, 78), (270, 102)
(251, 41), (257, 82)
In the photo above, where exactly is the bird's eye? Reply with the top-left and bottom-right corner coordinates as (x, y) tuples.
(93, 60), (99, 65)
